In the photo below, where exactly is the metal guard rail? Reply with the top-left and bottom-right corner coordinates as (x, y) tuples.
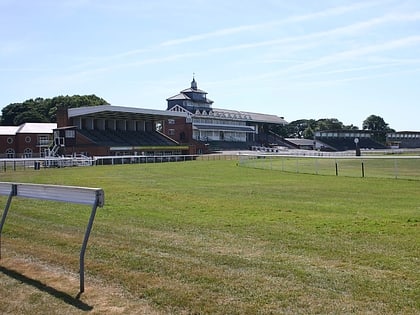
(0, 182), (104, 294)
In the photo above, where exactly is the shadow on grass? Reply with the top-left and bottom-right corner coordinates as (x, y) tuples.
(0, 266), (93, 311)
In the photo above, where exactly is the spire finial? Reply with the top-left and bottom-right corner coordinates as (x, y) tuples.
(191, 73), (197, 90)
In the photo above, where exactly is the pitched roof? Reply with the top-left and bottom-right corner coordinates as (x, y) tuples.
(166, 93), (192, 101)
(0, 126), (19, 135)
(17, 123), (57, 134)
(180, 87), (207, 94)
(0, 123), (56, 135)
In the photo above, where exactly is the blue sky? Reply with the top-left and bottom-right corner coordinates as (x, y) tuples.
(1, 0), (419, 130)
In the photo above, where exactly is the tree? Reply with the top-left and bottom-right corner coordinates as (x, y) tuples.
(286, 118), (350, 139)
(14, 110), (49, 125)
(1, 95), (109, 125)
(362, 115), (394, 143)
(285, 119), (316, 138)
(1, 102), (31, 125)
(316, 118), (344, 131)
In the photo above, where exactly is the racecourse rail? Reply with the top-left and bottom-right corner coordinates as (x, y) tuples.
(1, 150), (420, 180)
(0, 182), (104, 293)
(238, 153), (420, 180)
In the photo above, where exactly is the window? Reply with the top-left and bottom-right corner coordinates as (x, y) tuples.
(65, 129), (75, 138)
(25, 136), (32, 143)
(168, 129), (175, 136)
(7, 137), (13, 144)
(6, 148), (15, 158)
(38, 135), (50, 146)
(24, 148), (32, 158)
(168, 119), (175, 124)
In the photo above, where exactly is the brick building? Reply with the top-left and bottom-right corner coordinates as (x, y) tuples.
(0, 123), (56, 158)
(54, 105), (196, 157)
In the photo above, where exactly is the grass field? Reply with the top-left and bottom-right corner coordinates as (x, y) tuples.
(0, 160), (419, 314)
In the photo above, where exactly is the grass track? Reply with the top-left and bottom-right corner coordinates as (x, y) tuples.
(0, 160), (419, 314)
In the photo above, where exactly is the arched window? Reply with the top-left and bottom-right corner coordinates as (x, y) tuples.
(24, 148), (33, 158)
(6, 148), (15, 158)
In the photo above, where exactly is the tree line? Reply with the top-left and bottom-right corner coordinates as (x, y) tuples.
(271, 115), (394, 143)
(1, 95), (394, 143)
(0, 95), (108, 126)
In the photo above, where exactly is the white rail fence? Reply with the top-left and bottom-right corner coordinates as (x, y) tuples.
(238, 154), (420, 180)
(0, 156), (93, 172)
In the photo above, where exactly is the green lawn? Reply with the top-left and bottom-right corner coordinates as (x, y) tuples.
(0, 160), (419, 314)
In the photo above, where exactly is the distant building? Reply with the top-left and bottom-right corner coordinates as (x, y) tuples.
(165, 77), (287, 151)
(314, 130), (387, 151)
(285, 138), (317, 150)
(0, 123), (56, 158)
(386, 131), (420, 149)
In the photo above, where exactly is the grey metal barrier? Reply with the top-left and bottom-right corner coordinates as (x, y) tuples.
(0, 182), (104, 294)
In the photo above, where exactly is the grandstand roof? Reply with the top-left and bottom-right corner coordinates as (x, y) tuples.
(68, 105), (188, 121)
(212, 108), (287, 125)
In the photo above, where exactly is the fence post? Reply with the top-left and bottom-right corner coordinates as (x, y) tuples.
(394, 158), (398, 179)
(335, 161), (338, 176)
(361, 162), (365, 178)
(0, 184), (17, 259)
(79, 194), (99, 293)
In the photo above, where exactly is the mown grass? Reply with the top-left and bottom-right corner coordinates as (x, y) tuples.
(0, 160), (419, 314)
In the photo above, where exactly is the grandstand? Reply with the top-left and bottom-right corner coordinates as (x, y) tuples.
(165, 77), (288, 152)
(386, 131), (420, 148)
(78, 129), (176, 147)
(55, 105), (194, 157)
(314, 130), (386, 151)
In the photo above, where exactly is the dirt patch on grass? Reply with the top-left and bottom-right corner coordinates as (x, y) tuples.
(0, 255), (161, 315)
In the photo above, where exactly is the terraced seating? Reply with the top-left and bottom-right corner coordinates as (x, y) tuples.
(78, 129), (177, 147)
(319, 138), (386, 151)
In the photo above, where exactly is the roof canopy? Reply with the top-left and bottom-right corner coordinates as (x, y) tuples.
(68, 105), (187, 121)
(211, 108), (287, 125)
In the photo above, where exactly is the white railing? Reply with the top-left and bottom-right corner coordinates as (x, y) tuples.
(0, 156), (94, 171)
(93, 154), (199, 165)
(238, 153), (420, 180)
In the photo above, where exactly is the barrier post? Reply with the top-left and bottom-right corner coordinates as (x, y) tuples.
(0, 184), (17, 259)
(0, 182), (104, 294)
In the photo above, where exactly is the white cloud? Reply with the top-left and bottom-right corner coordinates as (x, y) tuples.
(160, 1), (382, 47)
